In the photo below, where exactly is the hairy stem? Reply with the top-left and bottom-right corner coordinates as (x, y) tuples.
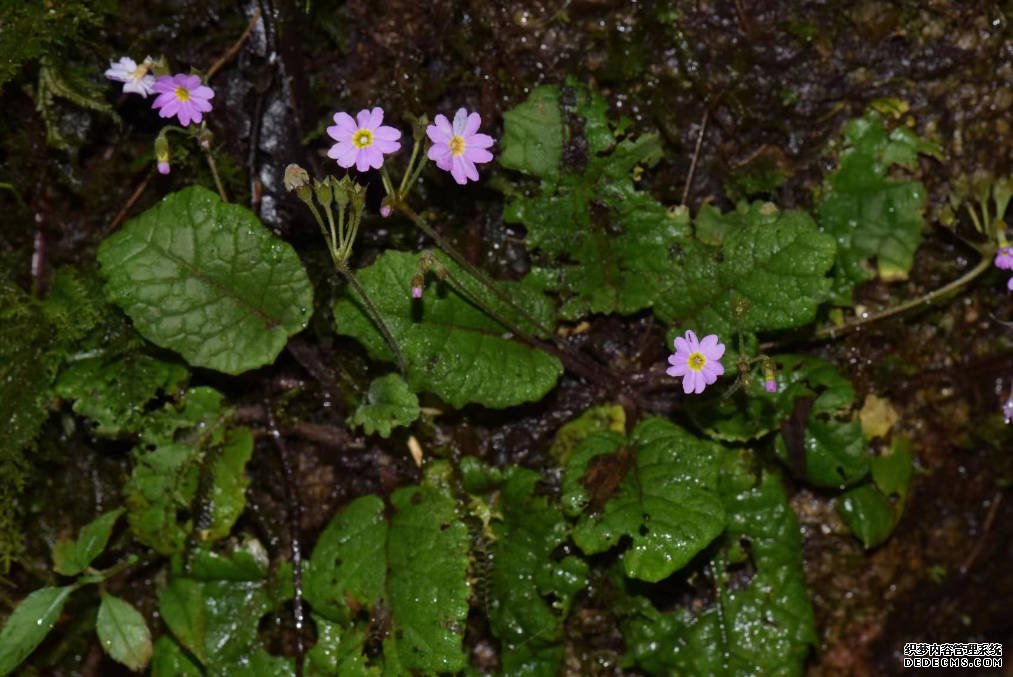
(335, 259), (408, 374)
(812, 249), (994, 341)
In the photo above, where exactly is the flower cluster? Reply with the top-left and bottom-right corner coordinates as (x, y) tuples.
(106, 57), (215, 127)
(667, 330), (726, 395)
(325, 106), (495, 185)
(106, 56), (216, 175)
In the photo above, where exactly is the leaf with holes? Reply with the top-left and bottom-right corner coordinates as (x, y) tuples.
(303, 482), (470, 674)
(55, 353), (188, 436)
(333, 250), (561, 408)
(564, 418), (725, 582)
(487, 467), (588, 676)
(625, 451), (816, 676)
(97, 186), (313, 374)
(503, 84), (687, 320)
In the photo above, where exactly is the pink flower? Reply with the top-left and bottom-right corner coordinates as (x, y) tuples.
(996, 246), (1013, 270)
(1008, 276), (1013, 292)
(327, 108), (401, 172)
(411, 286), (423, 299)
(426, 108), (494, 185)
(764, 379), (777, 393)
(157, 161), (170, 175)
(105, 56), (155, 97)
(666, 330), (725, 395)
(152, 74), (214, 126)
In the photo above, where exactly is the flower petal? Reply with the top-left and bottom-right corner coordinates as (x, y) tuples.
(191, 96), (213, 113)
(667, 362), (689, 377)
(356, 108), (371, 129)
(374, 138), (401, 154)
(452, 108), (469, 135)
(428, 143), (452, 169)
(433, 114), (452, 136)
(673, 336), (690, 355)
(463, 147), (493, 164)
(466, 132), (494, 149)
(463, 111), (482, 136)
(368, 106), (384, 129)
(374, 124), (401, 141)
(450, 155), (468, 184)
(426, 123), (451, 144)
(156, 98), (182, 118)
(332, 112), (357, 134)
(684, 330), (699, 352)
(682, 371), (697, 394)
(177, 104), (193, 127)
(330, 143), (358, 168)
(192, 85), (214, 100)
(326, 124), (351, 143)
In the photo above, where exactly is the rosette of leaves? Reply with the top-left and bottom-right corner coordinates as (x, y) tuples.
(817, 110), (942, 302)
(501, 82), (688, 319)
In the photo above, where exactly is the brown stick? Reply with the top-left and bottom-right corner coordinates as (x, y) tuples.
(959, 492), (1003, 576)
(265, 403), (306, 677)
(206, 8), (262, 80)
(681, 108), (709, 207)
(105, 169), (154, 235)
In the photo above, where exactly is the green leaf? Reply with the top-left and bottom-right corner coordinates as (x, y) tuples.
(202, 426), (254, 542)
(54, 353), (188, 435)
(653, 202), (837, 339)
(349, 374), (420, 438)
(304, 495), (387, 624)
(499, 85), (564, 179)
(625, 453), (816, 676)
(870, 436), (913, 502)
(304, 485), (470, 674)
(385, 485), (470, 673)
(333, 250), (562, 408)
(837, 484), (896, 549)
(125, 387), (250, 554)
(818, 112), (939, 299)
(190, 538), (270, 582)
(504, 85), (683, 320)
(159, 577), (278, 670)
(0, 586), (74, 676)
(96, 593), (152, 670)
(487, 468), (588, 676)
(306, 617), (375, 677)
(97, 186), (314, 374)
(565, 418), (725, 582)
(770, 356), (868, 488)
(52, 507), (124, 576)
(151, 636), (202, 677)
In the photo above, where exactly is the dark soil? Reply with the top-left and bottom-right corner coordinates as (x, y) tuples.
(2, 0), (1011, 675)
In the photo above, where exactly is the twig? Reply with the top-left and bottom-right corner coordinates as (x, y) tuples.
(960, 492), (1003, 576)
(105, 169), (154, 235)
(265, 403), (306, 677)
(810, 253), (993, 342)
(205, 150), (229, 202)
(206, 8), (263, 80)
(681, 108), (709, 207)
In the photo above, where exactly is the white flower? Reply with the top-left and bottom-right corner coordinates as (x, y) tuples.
(104, 57), (156, 97)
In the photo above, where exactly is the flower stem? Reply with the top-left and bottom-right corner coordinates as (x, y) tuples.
(812, 248), (995, 341)
(335, 259), (407, 374)
(393, 200), (553, 337)
(205, 150), (228, 202)
(398, 138), (423, 195)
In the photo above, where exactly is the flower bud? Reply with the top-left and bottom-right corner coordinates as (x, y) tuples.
(380, 196), (393, 218)
(154, 133), (171, 175)
(313, 178), (333, 207)
(284, 164), (310, 192)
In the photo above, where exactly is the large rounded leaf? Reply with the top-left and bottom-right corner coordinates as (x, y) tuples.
(98, 186), (313, 374)
(333, 250), (561, 408)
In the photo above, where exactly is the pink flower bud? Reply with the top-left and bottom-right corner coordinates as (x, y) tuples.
(411, 286), (423, 299)
(764, 379), (777, 393)
(157, 161), (171, 175)
(380, 203), (392, 218)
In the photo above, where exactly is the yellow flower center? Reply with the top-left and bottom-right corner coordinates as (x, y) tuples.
(175, 86), (191, 102)
(449, 135), (466, 156)
(352, 129), (374, 149)
(129, 64), (149, 82)
(687, 352), (707, 371)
